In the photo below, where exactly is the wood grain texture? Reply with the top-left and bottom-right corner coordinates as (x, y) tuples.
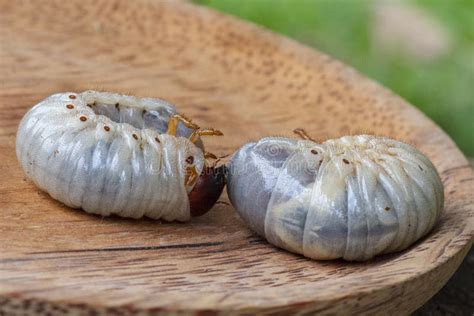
(0, 0), (472, 315)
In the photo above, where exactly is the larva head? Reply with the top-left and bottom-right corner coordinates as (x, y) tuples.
(188, 164), (226, 217)
(180, 139), (226, 217)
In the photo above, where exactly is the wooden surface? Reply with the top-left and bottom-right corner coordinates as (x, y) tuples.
(0, 0), (472, 315)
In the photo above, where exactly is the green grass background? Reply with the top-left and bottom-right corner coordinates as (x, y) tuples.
(196, 0), (474, 156)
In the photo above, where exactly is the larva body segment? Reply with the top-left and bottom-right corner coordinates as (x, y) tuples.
(16, 91), (219, 221)
(227, 135), (444, 261)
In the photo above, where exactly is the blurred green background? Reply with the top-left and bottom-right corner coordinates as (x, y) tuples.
(196, 0), (474, 156)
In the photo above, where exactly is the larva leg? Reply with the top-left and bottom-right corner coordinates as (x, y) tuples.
(185, 165), (200, 187)
(204, 152), (218, 160)
(167, 114), (199, 136)
(189, 128), (223, 143)
(293, 128), (315, 142)
(204, 152), (230, 168)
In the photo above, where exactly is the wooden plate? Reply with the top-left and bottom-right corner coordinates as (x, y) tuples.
(0, 1), (472, 314)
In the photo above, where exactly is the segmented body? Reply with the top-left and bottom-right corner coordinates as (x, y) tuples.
(227, 135), (444, 261)
(16, 91), (205, 221)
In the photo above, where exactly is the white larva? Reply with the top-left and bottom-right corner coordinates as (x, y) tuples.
(227, 133), (444, 261)
(16, 91), (225, 221)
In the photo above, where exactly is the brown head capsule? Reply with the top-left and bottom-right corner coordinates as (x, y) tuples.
(188, 165), (226, 217)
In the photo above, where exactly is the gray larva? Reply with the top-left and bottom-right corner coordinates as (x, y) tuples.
(226, 132), (444, 261)
(16, 91), (225, 221)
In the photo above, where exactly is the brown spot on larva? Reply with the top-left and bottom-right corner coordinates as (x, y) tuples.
(142, 109), (147, 115)
(132, 134), (138, 140)
(419, 165), (424, 171)
(66, 104), (74, 109)
(186, 156), (194, 164)
(68, 95), (76, 99)
(385, 207), (391, 211)
(80, 116), (87, 122)
(155, 137), (161, 143)
(115, 103), (120, 110)
(311, 149), (318, 155)
(104, 126), (110, 132)
(343, 158), (350, 164)
(318, 160), (323, 167)
(86, 104), (92, 108)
